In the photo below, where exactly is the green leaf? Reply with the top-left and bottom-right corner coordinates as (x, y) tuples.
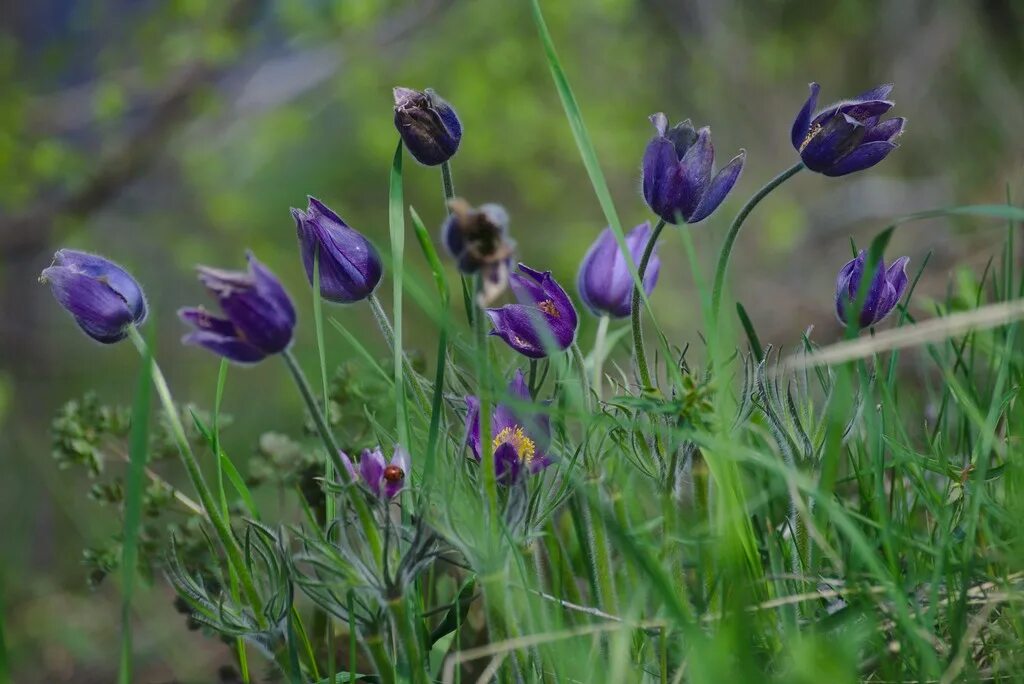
(428, 576), (477, 646)
(388, 139), (410, 447)
(735, 302), (764, 363)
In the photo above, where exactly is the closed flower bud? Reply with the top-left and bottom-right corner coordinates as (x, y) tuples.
(642, 113), (745, 225)
(393, 87), (462, 166)
(835, 250), (909, 327)
(179, 252), (296, 364)
(577, 223), (660, 318)
(40, 249), (147, 343)
(487, 264), (578, 359)
(792, 83), (905, 177)
(339, 445), (409, 500)
(292, 196), (383, 303)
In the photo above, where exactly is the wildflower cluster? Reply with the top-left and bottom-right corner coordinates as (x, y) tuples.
(41, 66), (927, 683)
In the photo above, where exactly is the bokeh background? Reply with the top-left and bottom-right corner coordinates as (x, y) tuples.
(2, 0), (1023, 681)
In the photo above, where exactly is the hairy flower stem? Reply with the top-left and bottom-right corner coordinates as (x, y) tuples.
(630, 219), (667, 391)
(368, 294), (430, 413)
(126, 328), (266, 625)
(364, 633), (396, 684)
(474, 275), (499, 536)
(591, 314), (610, 398)
(387, 596), (429, 684)
(570, 343), (592, 411)
(281, 348), (383, 564)
(710, 162), (804, 324)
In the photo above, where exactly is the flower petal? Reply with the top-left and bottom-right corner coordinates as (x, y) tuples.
(359, 447), (386, 497)
(823, 141), (897, 177)
(42, 266), (135, 343)
(642, 136), (685, 224)
(791, 82), (821, 150)
(863, 117), (905, 144)
(677, 127), (713, 221)
(52, 250), (147, 324)
(486, 306), (548, 358)
(181, 330), (266, 364)
(687, 150), (746, 223)
(464, 396), (482, 459)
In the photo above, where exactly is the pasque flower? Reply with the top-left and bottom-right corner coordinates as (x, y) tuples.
(179, 252), (296, 364)
(577, 223), (660, 318)
(465, 370), (553, 483)
(339, 445), (410, 501)
(292, 196), (383, 303)
(487, 264), (578, 359)
(642, 114), (745, 225)
(835, 250), (909, 327)
(393, 87), (462, 166)
(791, 83), (905, 177)
(39, 249), (147, 343)
(441, 197), (516, 305)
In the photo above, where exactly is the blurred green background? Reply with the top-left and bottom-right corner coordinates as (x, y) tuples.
(1, 0), (1023, 680)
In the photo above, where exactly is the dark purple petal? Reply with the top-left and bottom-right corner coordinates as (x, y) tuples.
(677, 127), (713, 220)
(649, 112), (669, 137)
(507, 368), (531, 402)
(863, 117), (905, 144)
(486, 306), (548, 358)
(178, 307), (237, 337)
(464, 396), (481, 458)
(858, 258), (889, 327)
(799, 112), (863, 172)
(687, 150), (746, 223)
(493, 442), (522, 483)
(492, 403), (518, 436)
(834, 251), (865, 325)
(359, 447), (386, 498)
(791, 82), (821, 150)
(823, 141), (898, 177)
(886, 257), (910, 300)
(527, 450), (553, 474)
(295, 197), (383, 303)
(52, 250), (147, 324)
(851, 83), (894, 102)
(577, 228), (621, 316)
(337, 451), (359, 484)
(664, 119), (699, 159)
(41, 266), (136, 343)
(833, 99), (893, 124)
(509, 264), (547, 305)
(869, 281), (899, 325)
(205, 255), (295, 355)
(642, 136), (685, 224)
(181, 330), (266, 364)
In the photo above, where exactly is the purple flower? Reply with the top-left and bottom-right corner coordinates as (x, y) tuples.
(39, 249), (147, 343)
(179, 252), (296, 364)
(465, 370), (552, 483)
(292, 196), (383, 304)
(393, 87), (462, 166)
(642, 114), (745, 225)
(339, 445), (409, 500)
(577, 223), (660, 318)
(791, 83), (905, 177)
(835, 250), (910, 327)
(487, 264), (578, 359)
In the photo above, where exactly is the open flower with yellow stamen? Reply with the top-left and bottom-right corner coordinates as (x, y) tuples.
(486, 263), (578, 359)
(464, 369), (553, 483)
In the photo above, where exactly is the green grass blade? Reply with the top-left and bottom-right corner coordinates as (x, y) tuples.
(327, 317), (394, 385)
(389, 140), (410, 447)
(735, 302), (764, 363)
(410, 206), (449, 491)
(119, 330), (153, 684)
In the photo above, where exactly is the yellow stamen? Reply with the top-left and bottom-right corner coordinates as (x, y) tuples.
(538, 299), (559, 317)
(492, 425), (536, 462)
(799, 122), (822, 153)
